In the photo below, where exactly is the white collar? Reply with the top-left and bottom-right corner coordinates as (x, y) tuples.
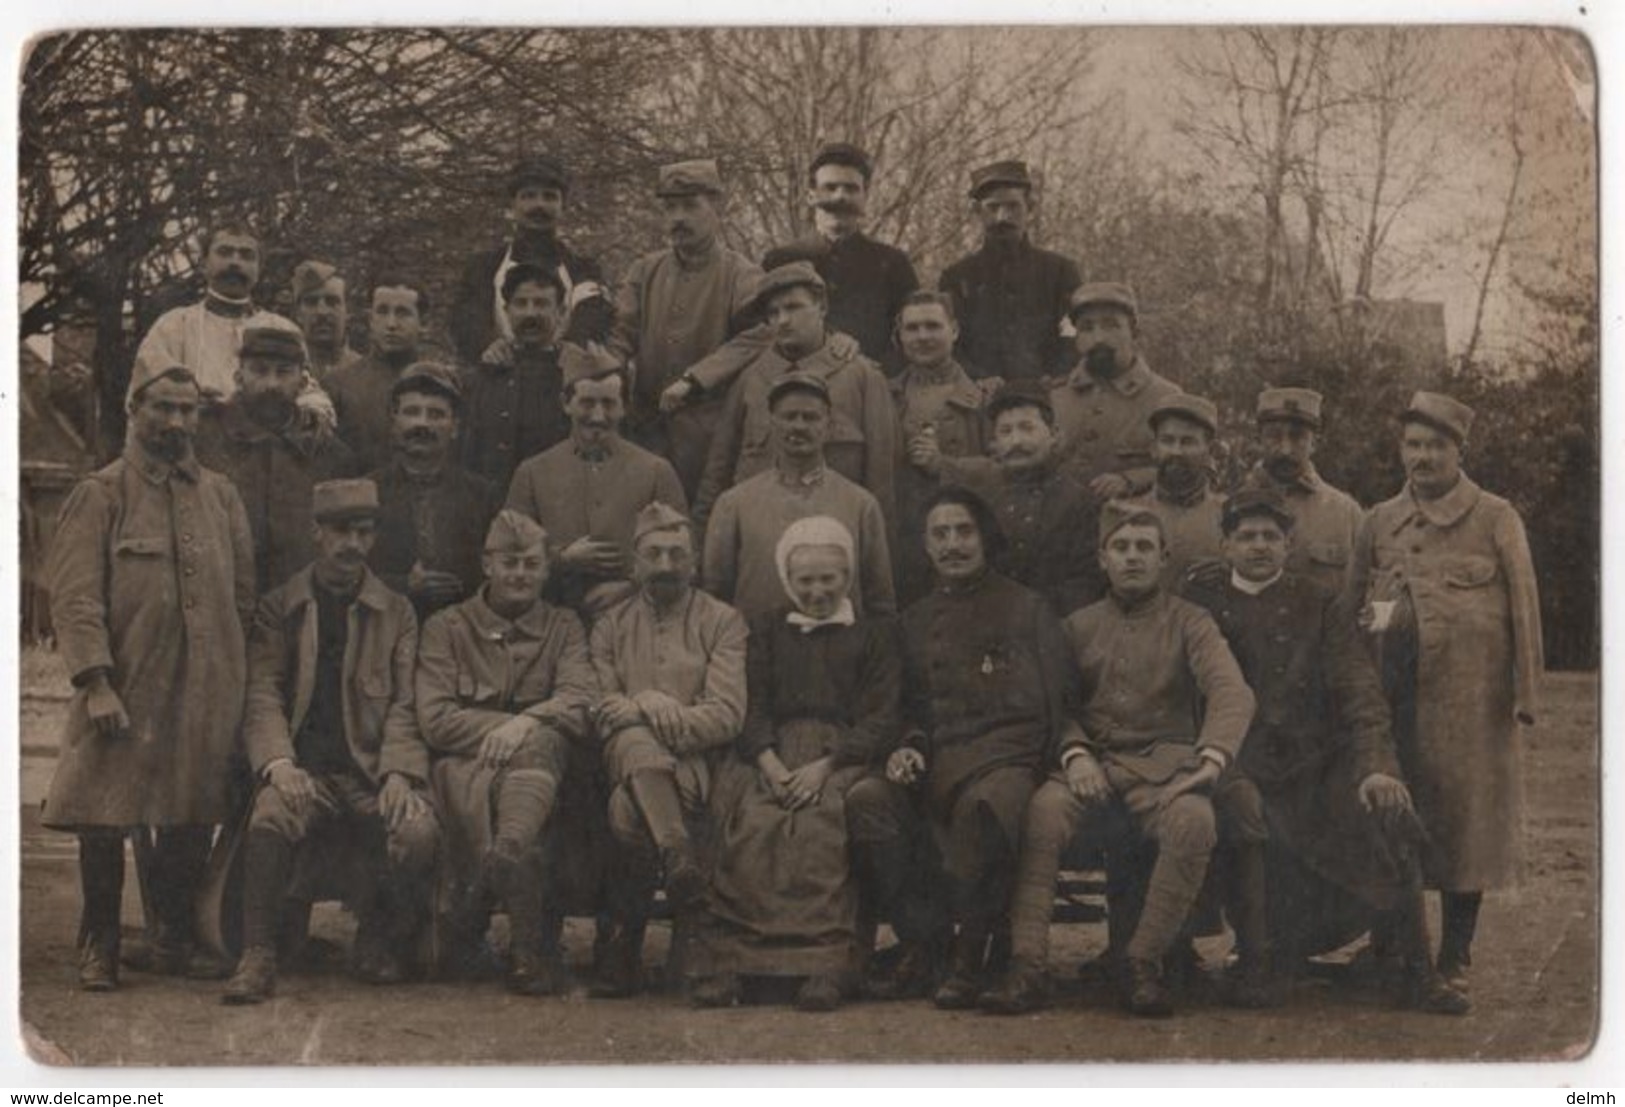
(786, 598), (856, 633)
(1231, 569), (1283, 596)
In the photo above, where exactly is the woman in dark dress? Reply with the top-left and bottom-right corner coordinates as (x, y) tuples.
(694, 516), (900, 1011)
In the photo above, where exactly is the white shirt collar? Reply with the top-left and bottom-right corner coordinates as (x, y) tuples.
(1231, 569), (1283, 596)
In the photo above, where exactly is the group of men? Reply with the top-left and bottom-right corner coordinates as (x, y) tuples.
(41, 142), (1543, 1023)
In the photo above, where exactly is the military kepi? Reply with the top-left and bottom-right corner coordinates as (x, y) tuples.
(1256, 387), (1323, 430)
(312, 478), (379, 524)
(239, 326), (307, 362)
(969, 159), (1033, 199)
(1149, 391), (1219, 436)
(767, 370), (831, 409)
(751, 261), (826, 312)
(508, 154), (569, 196)
(390, 361), (463, 408)
(1222, 486), (1295, 533)
(485, 509), (549, 552)
(1068, 281), (1139, 322)
(633, 501), (692, 545)
(1401, 390), (1474, 444)
(656, 159), (722, 198)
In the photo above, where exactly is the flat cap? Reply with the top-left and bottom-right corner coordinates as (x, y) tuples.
(508, 155), (569, 196)
(969, 159), (1033, 199)
(985, 380), (1054, 423)
(1099, 500), (1166, 547)
(290, 260), (342, 301)
(633, 501), (693, 546)
(1256, 387), (1323, 430)
(559, 342), (624, 393)
(1149, 392), (1220, 436)
(750, 261), (826, 312)
(656, 159), (723, 198)
(1068, 281), (1139, 322)
(767, 371), (831, 409)
(239, 325), (307, 363)
(1222, 486), (1295, 533)
(312, 478), (379, 524)
(1401, 390), (1474, 444)
(484, 509), (549, 553)
(127, 362), (200, 404)
(390, 361), (463, 408)
(810, 141), (874, 182)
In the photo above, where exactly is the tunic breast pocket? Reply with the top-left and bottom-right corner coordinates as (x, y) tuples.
(455, 673), (502, 707)
(114, 536), (168, 559)
(1442, 554), (1498, 589)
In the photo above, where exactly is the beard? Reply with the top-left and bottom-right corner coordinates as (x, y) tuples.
(1084, 345), (1124, 379)
(1264, 454), (1306, 484)
(142, 428), (192, 462)
(241, 389), (297, 427)
(1157, 455), (1207, 497)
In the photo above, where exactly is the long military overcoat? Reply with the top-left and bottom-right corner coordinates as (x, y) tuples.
(1350, 474), (1543, 890)
(43, 445), (255, 828)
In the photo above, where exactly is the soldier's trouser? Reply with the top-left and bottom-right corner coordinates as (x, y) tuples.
(242, 771), (440, 954)
(77, 831), (126, 953)
(629, 399), (726, 504)
(142, 825), (215, 950)
(1212, 774), (1270, 964)
(1006, 777), (1136, 966)
(1115, 775), (1218, 962)
(491, 729), (572, 857)
(604, 727), (710, 922)
(845, 776), (951, 950)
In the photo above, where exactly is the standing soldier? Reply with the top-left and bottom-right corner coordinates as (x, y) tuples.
(763, 142), (920, 367)
(289, 260), (361, 382)
(505, 347), (687, 615)
(1122, 392), (1227, 590)
(889, 291), (989, 605)
(459, 264), (573, 491)
(367, 362), (502, 621)
(695, 263), (896, 526)
(610, 159), (763, 499)
(450, 155), (614, 364)
(326, 278), (435, 472)
(416, 510), (599, 995)
(939, 160), (1081, 384)
(134, 223), (308, 407)
(1245, 387), (1365, 594)
(703, 373), (896, 622)
(846, 487), (1081, 1009)
(43, 362), (255, 989)
(1350, 392), (1542, 991)
(1049, 282), (1182, 499)
(222, 479), (441, 1005)
(195, 326), (360, 595)
(587, 503), (748, 998)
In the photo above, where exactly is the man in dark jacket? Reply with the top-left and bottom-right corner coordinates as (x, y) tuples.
(196, 326), (361, 595)
(367, 362), (502, 621)
(449, 155), (613, 363)
(761, 142), (919, 367)
(845, 485), (1081, 1009)
(222, 479), (440, 1005)
(1183, 488), (1469, 1015)
(459, 263), (571, 491)
(939, 161), (1081, 383)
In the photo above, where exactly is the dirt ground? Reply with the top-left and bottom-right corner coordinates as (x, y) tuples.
(16, 660), (1599, 1067)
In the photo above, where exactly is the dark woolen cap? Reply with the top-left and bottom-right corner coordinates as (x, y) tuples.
(985, 380), (1054, 423)
(750, 261), (826, 313)
(390, 361), (463, 409)
(1221, 487), (1296, 534)
(239, 326), (307, 363)
(508, 155), (569, 196)
(968, 160), (1033, 199)
(312, 479), (379, 524)
(767, 371), (832, 410)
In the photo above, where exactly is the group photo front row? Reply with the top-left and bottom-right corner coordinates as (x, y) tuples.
(35, 147), (1543, 1028)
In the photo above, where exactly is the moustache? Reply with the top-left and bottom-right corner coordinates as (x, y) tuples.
(1263, 455), (1305, 482)
(1084, 345), (1121, 378)
(404, 427), (439, 442)
(815, 197), (863, 217)
(515, 318), (548, 334)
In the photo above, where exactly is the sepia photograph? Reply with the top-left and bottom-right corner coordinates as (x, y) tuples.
(12, 21), (1601, 1071)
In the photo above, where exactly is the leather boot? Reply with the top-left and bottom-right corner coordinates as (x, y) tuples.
(980, 957), (1050, 1015)
(933, 925), (987, 1010)
(493, 850), (560, 997)
(1121, 957), (1174, 1017)
(587, 921), (646, 999)
(78, 934), (119, 993)
(221, 945), (278, 1005)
